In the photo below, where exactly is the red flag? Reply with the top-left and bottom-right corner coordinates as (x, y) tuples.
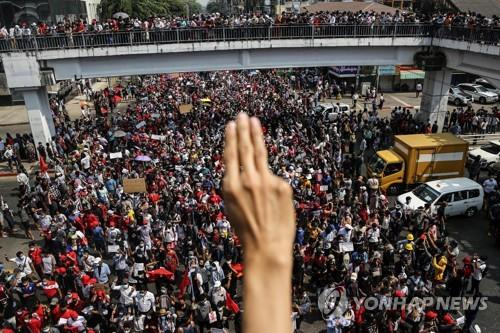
(226, 293), (240, 314)
(147, 267), (174, 281)
(112, 95), (122, 104)
(178, 270), (190, 298)
(39, 156), (48, 173)
(231, 263), (244, 278)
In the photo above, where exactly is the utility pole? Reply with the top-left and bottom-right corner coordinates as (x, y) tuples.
(185, 3), (190, 17)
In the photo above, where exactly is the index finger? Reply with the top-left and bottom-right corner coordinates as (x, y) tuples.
(224, 121), (239, 182)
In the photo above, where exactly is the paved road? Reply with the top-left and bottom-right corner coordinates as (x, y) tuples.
(446, 212), (500, 333)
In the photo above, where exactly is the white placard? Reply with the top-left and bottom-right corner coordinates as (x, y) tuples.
(456, 316), (465, 325)
(107, 245), (120, 253)
(57, 318), (68, 325)
(151, 113), (161, 118)
(326, 193), (333, 201)
(134, 263), (145, 275)
(110, 152), (123, 159)
(136, 121), (146, 129)
(339, 242), (354, 252)
(320, 185), (328, 192)
(151, 134), (166, 141)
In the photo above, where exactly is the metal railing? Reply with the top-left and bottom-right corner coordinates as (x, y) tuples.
(459, 133), (500, 146)
(433, 26), (500, 45)
(0, 24), (497, 53)
(0, 24), (431, 52)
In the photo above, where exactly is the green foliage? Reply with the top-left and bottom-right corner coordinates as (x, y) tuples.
(206, 0), (222, 13)
(98, 0), (202, 20)
(170, 0), (203, 16)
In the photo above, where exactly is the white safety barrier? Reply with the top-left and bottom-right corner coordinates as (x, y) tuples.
(458, 133), (500, 147)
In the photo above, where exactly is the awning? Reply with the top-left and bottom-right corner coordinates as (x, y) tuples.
(400, 70), (425, 80)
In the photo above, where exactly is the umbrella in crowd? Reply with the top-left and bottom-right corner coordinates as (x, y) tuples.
(135, 155), (152, 162)
(112, 12), (129, 19)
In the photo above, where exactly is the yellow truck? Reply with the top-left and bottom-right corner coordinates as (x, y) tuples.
(367, 133), (469, 195)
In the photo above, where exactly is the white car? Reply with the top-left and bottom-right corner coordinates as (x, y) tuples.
(313, 102), (351, 122)
(468, 140), (500, 168)
(474, 78), (500, 95)
(397, 177), (483, 217)
(448, 87), (473, 106)
(457, 83), (499, 104)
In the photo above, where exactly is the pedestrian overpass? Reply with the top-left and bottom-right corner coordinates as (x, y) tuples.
(0, 24), (499, 146)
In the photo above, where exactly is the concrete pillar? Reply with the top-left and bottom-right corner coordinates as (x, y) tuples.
(417, 68), (453, 132)
(1, 53), (56, 148)
(21, 87), (56, 147)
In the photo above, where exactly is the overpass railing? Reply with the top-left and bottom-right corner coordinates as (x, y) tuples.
(0, 24), (432, 52)
(0, 24), (497, 53)
(434, 26), (500, 45)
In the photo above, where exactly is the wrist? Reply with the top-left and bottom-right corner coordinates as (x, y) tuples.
(243, 251), (293, 333)
(244, 249), (293, 271)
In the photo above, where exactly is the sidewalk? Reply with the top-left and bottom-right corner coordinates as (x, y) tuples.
(0, 80), (110, 177)
(0, 80), (110, 127)
(0, 160), (39, 177)
(65, 80), (110, 120)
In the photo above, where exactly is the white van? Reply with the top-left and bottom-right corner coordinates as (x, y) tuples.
(397, 177), (483, 217)
(313, 103), (351, 122)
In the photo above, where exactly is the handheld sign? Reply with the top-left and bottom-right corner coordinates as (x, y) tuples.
(123, 178), (147, 193)
(110, 152), (123, 159)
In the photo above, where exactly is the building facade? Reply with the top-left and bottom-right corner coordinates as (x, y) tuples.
(0, 0), (101, 27)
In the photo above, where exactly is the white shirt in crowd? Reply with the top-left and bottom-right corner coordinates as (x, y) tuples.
(111, 282), (137, 306)
(473, 260), (487, 281)
(134, 290), (156, 313)
(42, 254), (57, 275)
(483, 178), (497, 194)
(81, 154), (91, 170)
(8, 255), (33, 276)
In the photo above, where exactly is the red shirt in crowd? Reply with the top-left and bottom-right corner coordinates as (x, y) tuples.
(26, 315), (42, 333)
(29, 246), (43, 266)
(41, 280), (60, 299)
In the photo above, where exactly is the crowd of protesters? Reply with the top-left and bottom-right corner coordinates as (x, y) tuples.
(0, 69), (496, 333)
(0, 9), (499, 50)
(445, 106), (499, 134)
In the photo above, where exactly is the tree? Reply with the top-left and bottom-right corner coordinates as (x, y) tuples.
(167, 0), (202, 16)
(206, 0), (223, 14)
(98, 0), (202, 20)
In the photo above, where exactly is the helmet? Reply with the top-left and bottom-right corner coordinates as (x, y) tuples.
(407, 233), (414, 241)
(404, 243), (413, 251)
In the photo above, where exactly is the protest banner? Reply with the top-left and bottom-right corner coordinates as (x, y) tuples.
(339, 242), (354, 252)
(123, 178), (147, 193)
(179, 104), (193, 114)
(151, 134), (166, 141)
(110, 152), (123, 159)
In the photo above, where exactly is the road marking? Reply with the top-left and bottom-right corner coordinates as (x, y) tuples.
(389, 95), (418, 108)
